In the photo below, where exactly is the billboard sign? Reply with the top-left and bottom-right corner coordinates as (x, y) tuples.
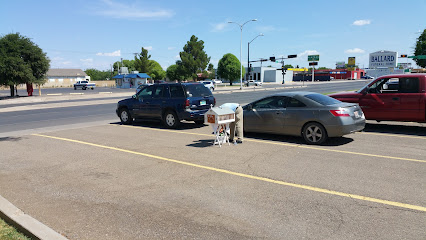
(369, 51), (398, 68)
(336, 61), (345, 68)
(348, 57), (356, 66)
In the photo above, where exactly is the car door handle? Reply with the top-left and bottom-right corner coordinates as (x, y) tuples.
(392, 97), (399, 101)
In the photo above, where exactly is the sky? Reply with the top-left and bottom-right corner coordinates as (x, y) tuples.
(1, 0), (425, 72)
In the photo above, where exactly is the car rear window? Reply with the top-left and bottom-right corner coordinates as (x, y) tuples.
(169, 85), (185, 98)
(185, 84), (212, 97)
(304, 93), (341, 105)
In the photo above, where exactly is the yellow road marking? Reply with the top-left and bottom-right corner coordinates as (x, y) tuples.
(119, 125), (426, 163)
(33, 133), (426, 212)
(360, 131), (426, 140)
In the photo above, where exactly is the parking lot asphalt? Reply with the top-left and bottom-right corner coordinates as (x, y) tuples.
(0, 120), (425, 239)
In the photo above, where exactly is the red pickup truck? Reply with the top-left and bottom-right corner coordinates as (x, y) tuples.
(329, 73), (426, 123)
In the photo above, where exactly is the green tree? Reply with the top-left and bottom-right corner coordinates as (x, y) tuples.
(134, 47), (151, 73)
(180, 35), (211, 80)
(414, 29), (426, 68)
(0, 33), (50, 97)
(123, 60), (136, 72)
(284, 64), (293, 69)
(148, 60), (166, 81)
(217, 53), (245, 86)
(166, 64), (179, 81)
(85, 68), (111, 80)
(166, 60), (186, 82)
(207, 63), (215, 79)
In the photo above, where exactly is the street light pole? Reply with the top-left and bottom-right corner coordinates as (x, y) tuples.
(247, 33), (264, 82)
(228, 19), (257, 90)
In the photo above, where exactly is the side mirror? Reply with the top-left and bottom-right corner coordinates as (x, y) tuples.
(246, 104), (253, 111)
(132, 94), (137, 99)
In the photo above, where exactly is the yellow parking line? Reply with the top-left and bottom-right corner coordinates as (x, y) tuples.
(119, 125), (426, 163)
(32, 133), (426, 212)
(360, 131), (426, 140)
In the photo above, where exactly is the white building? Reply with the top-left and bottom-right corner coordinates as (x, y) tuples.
(45, 69), (89, 87)
(245, 66), (293, 83)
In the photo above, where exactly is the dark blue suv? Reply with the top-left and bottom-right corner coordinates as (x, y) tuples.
(116, 82), (216, 128)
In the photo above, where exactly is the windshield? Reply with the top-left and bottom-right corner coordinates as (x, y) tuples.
(304, 93), (341, 105)
(356, 79), (377, 93)
(185, 84), (212, 97)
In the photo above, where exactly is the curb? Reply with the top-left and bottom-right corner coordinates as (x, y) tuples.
(0, 195), (68, 240)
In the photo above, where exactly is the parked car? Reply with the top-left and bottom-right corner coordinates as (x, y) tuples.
(245, 80), (262, 86)
(74, 80), (95, 90)
(361, 75), (374, 79)
(117, 83), (216, 128)
(200, 80), (215, 91)
(212, 79), (222, 84)
(329, 73), (426, 123)
(243, 91), (365, 144)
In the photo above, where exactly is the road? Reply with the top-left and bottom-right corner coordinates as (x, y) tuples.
(0, 81), (368, 137)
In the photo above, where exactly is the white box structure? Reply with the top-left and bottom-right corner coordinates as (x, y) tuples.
(204, 107), (235, 147)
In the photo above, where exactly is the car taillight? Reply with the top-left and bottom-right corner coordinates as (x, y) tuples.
(330, 109), (350, 117)
(184, 99), (190, 109)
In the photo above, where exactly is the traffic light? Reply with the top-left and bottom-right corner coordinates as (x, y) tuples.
(400, 54), (408, 58)
(287, 54), (297, 58)
(270, 56), (275, 62)
(277, 67), (286, 75)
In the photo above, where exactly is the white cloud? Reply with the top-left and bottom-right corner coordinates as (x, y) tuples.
(144, 46), (153, 51)
(80, 58), (94, 64)
(95, 0), (174, 20)
(211, 22), (228, 32)
(345, 48), (365, 54)
(96, 50), (121, 57)
(298, 50), (320, 57)
(175, 55), (180, 60)
(352, 19), (371, 26)
(167, 47), (175, 50)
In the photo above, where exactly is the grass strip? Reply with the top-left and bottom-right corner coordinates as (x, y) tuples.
(0, 217), (31, 240)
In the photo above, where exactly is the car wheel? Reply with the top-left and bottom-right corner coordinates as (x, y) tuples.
(302, 122), (327, 145)
(82, 87), (86, 90)
(119, 108), (133, 125)
(163, 111), (180, 128)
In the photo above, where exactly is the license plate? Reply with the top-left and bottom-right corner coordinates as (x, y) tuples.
(200, 100), (206, 105)
(354, 111), (360, 118)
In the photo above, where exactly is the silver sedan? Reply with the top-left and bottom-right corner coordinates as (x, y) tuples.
(242, 91), (365, 144)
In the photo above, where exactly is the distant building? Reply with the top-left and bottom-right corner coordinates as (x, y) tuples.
(244, 66), (293, 84)
(113, 72), (151, 88)
(45, 69), (89, 87)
